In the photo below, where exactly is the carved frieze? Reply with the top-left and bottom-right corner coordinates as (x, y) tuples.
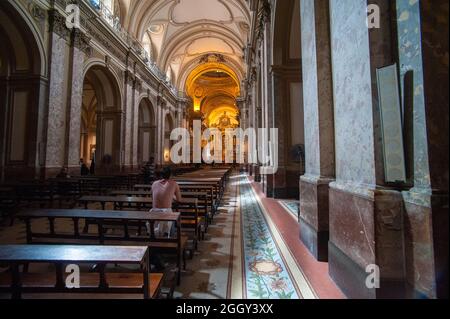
(256, 0), (271, 41)
(25, 0), (46, 36)
(72, 29), (92, 56)
(199, 53), (226, 64)
(134, 78), (142, 92)
(48, 9), (70, 41)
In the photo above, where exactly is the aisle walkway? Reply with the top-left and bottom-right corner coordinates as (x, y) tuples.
(177, 173), (344, 299)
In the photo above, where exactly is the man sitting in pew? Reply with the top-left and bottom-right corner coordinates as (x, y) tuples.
(147, 166), (183, 238)
(147, 166), (184, 272)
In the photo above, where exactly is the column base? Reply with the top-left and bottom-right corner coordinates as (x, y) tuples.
(265, 167), (300, 199)
(299, 175), (334, 261)
(402, 188), (449, 299)
(253, 165), (261, 182)
(328, 182), (406, 298)
(299, 217), (329, 261)
(329, 241), (406, 299)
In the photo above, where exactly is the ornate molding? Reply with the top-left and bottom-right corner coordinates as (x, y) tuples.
(199, 53), (226, 64)
(134, 78), (142, 92)
(48, 9), (71, 40)
(124, 70), (135, 87)
(28, 1), (46, 21)
(72, 29), (92, 56)
(256, 0), (271, 40)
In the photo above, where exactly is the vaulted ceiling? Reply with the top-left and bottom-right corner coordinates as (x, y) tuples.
(121, 0), (250, 90)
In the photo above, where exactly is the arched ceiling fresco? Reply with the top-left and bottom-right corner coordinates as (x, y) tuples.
(123, 0), (251, 89)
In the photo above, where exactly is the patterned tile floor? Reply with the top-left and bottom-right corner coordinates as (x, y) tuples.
(239, 176), (301, 299)
(278, 200), (300, 221)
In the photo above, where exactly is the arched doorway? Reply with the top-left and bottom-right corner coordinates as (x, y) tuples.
(138, 98), (156, 165)
(80, 65), (122, 174)
(0, 1), (45, 181)
(184, 61), (241, 164)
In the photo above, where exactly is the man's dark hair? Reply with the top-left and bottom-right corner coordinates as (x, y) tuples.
(161, 166), (172, 180)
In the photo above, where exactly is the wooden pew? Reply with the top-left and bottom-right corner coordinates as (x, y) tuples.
(110, 190), (212, 231)
(78, 196), (203, 245)
(9, 182), (58, 208)
(134, 182), (219, 215)
(79, 195), (153, 211)
(16, 209), (186, 286)
(0, 187), (17, 225)
(0, 244), (162, 299)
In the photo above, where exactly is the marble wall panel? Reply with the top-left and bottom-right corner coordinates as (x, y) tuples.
(123, 82), (133, 166)
(329, 186), (376, 269)
(301, 0), (321, 177)
(67, 47), (85, 167)
(45, 34), (68, 169)
(397, 0), (429, 189)
(330, 0), (376, 186)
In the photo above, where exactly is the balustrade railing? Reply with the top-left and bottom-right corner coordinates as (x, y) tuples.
(86, 0), (178, 96)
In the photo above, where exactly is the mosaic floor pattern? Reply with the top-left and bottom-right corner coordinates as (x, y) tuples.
(278, 200), (300, 221)
(239, 176), (300, 299)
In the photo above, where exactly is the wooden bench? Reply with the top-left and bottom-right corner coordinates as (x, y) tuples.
(0, 244), (162, 299)
(16, 209), (187, 285)
(0, 187), (17, 224)
(78, 196), (204, 242)
(110, 190), (213, 231)
(79, 195), (153, 211)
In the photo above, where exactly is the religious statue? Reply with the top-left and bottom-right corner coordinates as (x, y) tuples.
(219, 112), (231, 127)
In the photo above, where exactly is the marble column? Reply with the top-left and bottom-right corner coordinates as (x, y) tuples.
(155, 96), (165, 166)
(328, 0), (405, 299)
(299, 0), (335, 261)
(44, 10), (71, 177)
(261, 18), (272, 192)
(122, 71), (134, 171)
(131, 79), (142, 170)
(396, 0), (449, 299)
(65, 30), (90, 173)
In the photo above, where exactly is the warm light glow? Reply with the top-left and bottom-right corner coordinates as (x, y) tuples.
(194, 101), (201, 112)
(164, 149), (170, 162)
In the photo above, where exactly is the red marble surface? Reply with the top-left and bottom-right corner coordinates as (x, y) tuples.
(249, 176), (345, 299)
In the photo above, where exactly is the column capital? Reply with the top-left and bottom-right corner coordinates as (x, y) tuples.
(48, 9), (70, 40)
(72, 29), (92, 56)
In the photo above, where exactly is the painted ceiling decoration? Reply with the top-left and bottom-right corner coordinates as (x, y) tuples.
(124, 0), (251, 90)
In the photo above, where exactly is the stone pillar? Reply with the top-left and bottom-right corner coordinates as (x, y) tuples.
(261, 13), (272, 192)
(396, 0), (449, 299)
(65, 29), (90, 173)
(44, 10), (71, 177)
(299, 0), (335, 261)
(155, 95), (165, 166)
(328, 0), (405, 299)
(132, 79), (142, 170)
(122, 71), (134, 171)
